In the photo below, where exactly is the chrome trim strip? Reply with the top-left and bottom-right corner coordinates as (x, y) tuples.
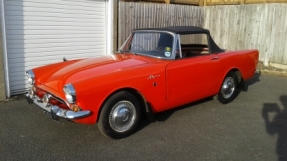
(51, 106), (90, 119)
(129, 53), (173, 60)
(131, 30), (176, 35)
(119, 34), (132, 52)
(176, 34), (182, 58)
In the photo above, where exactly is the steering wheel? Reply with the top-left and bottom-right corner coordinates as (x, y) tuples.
(131, 45), (145, 51)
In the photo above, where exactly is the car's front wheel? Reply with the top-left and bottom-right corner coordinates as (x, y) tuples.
(214, 72), (238, 104)
(97, 91), (141, 139)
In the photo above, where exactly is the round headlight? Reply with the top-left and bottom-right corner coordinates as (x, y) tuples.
(63, 84), (76, 103)
(26, 70), (35, 85)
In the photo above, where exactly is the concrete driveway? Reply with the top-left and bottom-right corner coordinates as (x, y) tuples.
(0, 73), (286, 161)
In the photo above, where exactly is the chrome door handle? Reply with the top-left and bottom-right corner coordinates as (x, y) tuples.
(211, 57), (219, 60)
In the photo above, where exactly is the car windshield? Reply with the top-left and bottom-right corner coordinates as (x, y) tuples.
(123, 32), (174, 59)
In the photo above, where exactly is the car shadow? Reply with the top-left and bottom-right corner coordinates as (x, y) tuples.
(134, 97), (213, 136)
(136, 72), (261, 134)
(155, 97), (213, 122)
(243, 71), (261, 92)
(262, 95), (287, 161)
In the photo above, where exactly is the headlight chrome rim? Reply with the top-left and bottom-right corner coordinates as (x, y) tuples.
(63, 84), (76, 104)
(26, 70), (35, 85)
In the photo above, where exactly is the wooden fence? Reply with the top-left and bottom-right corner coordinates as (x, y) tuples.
(118, 2), (287, 65)
(122, 0), (287, 6)
(204, 4), (287, 65)
(206, 0), (287, 5)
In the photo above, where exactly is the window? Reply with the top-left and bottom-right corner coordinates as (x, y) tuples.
(178, 34), (210, 58)
(125, 32), (174, 59)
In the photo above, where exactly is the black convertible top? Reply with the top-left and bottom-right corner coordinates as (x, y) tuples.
(133, 26), (225, 53)
(134, 26), (209, 34)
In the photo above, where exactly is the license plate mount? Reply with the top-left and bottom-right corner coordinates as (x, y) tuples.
(43, 110), (59, 121)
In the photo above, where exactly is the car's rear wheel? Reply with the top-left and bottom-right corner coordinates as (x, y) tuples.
(97, 91), (141, 139)
(214, 72), (238, 104)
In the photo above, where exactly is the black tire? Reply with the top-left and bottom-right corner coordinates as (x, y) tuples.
(213, 72), (238, 104)
(97, 91), (141, 139)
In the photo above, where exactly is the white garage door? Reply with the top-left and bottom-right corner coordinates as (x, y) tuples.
(3, 0), (108, 95)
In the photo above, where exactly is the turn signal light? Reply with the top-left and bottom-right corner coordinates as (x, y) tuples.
(71, 104), (80, 112)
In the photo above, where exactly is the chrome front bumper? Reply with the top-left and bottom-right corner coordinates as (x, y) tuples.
(25, 93), (91, 120)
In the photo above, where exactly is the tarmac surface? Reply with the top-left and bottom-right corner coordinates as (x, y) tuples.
(0, 73), (287, 161)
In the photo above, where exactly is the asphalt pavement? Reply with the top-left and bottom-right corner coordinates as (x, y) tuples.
(0, 73), (286, 161)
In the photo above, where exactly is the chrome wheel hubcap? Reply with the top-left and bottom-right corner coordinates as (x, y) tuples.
(109, 101), (136, 132)
(221, 77), (235, 99)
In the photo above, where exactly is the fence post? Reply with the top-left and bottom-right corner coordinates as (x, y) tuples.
(240, 0), (245, 4)
(199, 0), (205, 6)
(198, 0), (204, 6)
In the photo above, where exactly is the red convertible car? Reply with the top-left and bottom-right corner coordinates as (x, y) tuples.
(25, 26), (259, 138)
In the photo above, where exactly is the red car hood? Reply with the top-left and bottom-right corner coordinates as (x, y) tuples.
(36, 54), (149, 92)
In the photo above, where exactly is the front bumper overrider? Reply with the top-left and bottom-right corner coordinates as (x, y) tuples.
(25, 92), (91, 120)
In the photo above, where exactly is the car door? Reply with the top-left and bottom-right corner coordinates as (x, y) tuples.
(166, 54), (218, 101)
